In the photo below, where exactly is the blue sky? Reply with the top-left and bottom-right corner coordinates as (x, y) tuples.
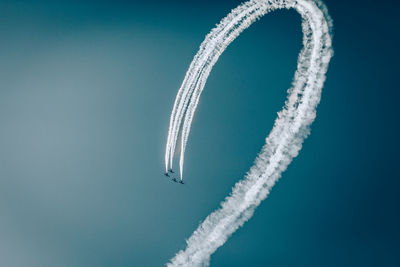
(0, 0), (398, 266)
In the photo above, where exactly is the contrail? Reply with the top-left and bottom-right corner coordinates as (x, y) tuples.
(164, 0), (333, 265)
(165, 2), (263, 176)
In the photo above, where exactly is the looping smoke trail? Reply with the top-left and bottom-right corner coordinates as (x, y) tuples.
(165, 0), (333, 265)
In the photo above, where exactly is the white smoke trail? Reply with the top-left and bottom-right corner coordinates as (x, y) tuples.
(165, 1), (264, 176)
(165, 0), (333, 265)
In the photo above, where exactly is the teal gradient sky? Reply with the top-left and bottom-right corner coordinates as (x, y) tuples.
(0, 0), (398, 266)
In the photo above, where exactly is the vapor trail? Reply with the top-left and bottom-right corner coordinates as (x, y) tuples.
(165, 0), (333, 265)
(165, 2), (263, 176)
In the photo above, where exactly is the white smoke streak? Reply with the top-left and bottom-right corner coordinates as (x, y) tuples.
(165, 0), (333, 265)
(165, 2), (264, 175)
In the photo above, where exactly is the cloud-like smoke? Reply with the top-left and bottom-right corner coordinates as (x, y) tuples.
(165, 0), (333, 265)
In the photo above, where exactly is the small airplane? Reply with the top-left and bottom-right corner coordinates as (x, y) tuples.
(179, 180), (185, 185)
(172, 178), (178, 183)
(164, 172), (170, 177)
(168, 169), (175, 173)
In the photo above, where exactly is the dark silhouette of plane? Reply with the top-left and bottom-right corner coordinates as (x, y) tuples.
(168, 169), (175, 173)
(179, 180), (185, 185)
(172, 178), (178, 183)
(164, 172), (170, 177)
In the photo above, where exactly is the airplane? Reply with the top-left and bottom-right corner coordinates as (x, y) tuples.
(172, 178), (178, 183)
(179, 180), (185, 185)
(164, 172), (170, 177)
(168, 169), (175, 173)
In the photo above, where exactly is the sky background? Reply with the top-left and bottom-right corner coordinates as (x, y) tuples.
(0, 0), (399, 266)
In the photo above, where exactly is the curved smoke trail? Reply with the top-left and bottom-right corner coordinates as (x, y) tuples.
(165, 0), (333, 265)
